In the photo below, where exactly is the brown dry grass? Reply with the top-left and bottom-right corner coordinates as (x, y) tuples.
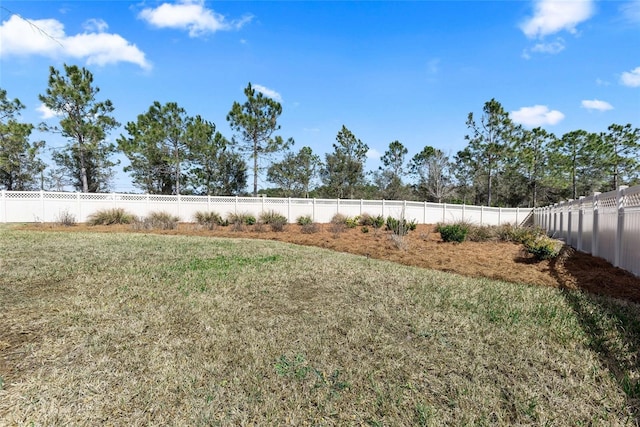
(26, 222), (640, 303)
(1, 224), (640, 425)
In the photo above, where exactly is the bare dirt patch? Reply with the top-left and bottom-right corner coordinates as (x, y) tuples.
(22, 222), (640, 303)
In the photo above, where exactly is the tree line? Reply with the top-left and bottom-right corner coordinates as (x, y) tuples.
(1, 64), (639, 207)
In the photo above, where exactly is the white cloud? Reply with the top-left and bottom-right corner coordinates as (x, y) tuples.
(139, 0), (252, 37)
(620, 0), (640, 23)
(0, 15), (151, 70)
(366, 148), (382, 160)
(511, 105), (565, 126)
(253, 84), (282, 102)
(37, 103), (57, 119)
(83, 18), (108, 33)
(530, 38), (565, 54)
(520, 0), (594, 38)
(581, 99), (614, 111)
(621, 66), (640, 87)
(596, 78), (610, 86)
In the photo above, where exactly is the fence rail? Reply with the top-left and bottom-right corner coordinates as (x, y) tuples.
(534, 185), (640, 278)
(1, 191), (530, 227)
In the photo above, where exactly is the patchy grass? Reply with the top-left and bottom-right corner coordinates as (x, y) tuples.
(1, 229), (640, 425)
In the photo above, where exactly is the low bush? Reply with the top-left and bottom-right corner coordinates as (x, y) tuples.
(260, 210), (288, 232)
(523, 235), (562, 260)
(296, 215), (313, 226)
(300, 222), (320, 234)
(496, 223), (543, 244)
(386, 216), (417, 236)
(437, 223), (469, 243)
(193, 211), (225, 229)
(227, 212), (256, 226)
(55, 209), (76, 227)
(465, 223), (496, 242)
(133, 211), (180, 230)
(87, 208), (134, 226)
(345, 216), (359, 229)
(358, 213), (374, 226)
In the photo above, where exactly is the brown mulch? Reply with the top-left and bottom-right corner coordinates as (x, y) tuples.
(18, 223), (640, 304)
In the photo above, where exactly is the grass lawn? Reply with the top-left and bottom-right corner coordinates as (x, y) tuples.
(1, 229), (639, 425)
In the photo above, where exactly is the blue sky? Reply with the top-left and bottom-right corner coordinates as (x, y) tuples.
(1, 0), (639, 192)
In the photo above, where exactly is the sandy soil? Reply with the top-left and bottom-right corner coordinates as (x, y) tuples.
(23, 222), (640, 304)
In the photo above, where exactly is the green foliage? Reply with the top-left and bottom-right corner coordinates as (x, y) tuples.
(523, 235), (561, 261)
(39, 64), (119, 193)
(320, 125), (369, 199)
(345, 215), (359, 228)
(227, 82), (293, 196)
(437, 223), (468, 243)
(496, 224), (544, 244)
(296, 215), (313, 226)
(386, 216), (417, 236)
(267, 146), (321, 198)
(133, 211), (179, 230)
(87, 208), (134, 225)
(0, 89), (44, 191)
(193, 211), (226, 229)
(361, 225), (369, 233)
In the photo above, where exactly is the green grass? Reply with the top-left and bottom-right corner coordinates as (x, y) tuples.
(1, 229), (639, 425)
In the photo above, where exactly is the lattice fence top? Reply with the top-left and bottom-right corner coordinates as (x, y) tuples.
(626, 187), (640, 208)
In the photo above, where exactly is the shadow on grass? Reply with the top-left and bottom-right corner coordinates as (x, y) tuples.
(549, 247), (640, 422)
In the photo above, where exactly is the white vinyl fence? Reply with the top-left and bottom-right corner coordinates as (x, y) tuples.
(0, 191), (531, 227)
(534, 185), (640, 277)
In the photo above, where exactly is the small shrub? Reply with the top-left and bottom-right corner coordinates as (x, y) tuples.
(260, 210), (287, 224)
(359, 213), (374, 226)
(524, 235), (561, 260)
(300, 222), (320, 234)
(386, 216), (417, 236)
(465, 223), (496, 242)
(55, 209), (76, 227)
(296, 215), (313, 226)
(88, 208), (134, 226)
(228, 212), (256, 226)
(345, 216), (359, 228)
(361, 225), (369, 233)
(193, 211), (225, 229)
(148, 211), (180, 230)
(437, 223), (468, 243)
(372, 215), (385, 230)
(330, 213), (348, 225)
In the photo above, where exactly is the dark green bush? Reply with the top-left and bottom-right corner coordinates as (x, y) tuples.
(437, 223), (468, 243)
(345, 216), (359, 228)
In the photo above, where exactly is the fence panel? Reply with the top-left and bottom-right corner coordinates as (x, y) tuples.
(1, 190), (532, 228)
(534, 185), (640, 278)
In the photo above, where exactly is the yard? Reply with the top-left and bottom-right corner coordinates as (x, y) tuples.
(1, 224), (640, 425)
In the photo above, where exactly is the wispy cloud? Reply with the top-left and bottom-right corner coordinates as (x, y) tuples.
(0, 15), (151, 70)
(82, 18), (108, 33)
(596, 78), (610, 86)
(511, 105), (565, 127)
(621, 66), (640, 87)
(581, 99), (614, 111)
(36, 103), (57, 119)
(531, 38), (565, 54)
(254, 84), (282, 102)
(520, 0), (594, 38)
(138, 0), (252, 37)
(620, 0), (640, 23)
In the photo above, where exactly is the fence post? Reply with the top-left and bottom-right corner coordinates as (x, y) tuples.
(498, 207), (502, 226)
(337, 198), (340, 215)
(360, 199), (363, 216)
(442, 203), (446, 223)
(424, 201), (427, 224)
(577, 196), (585, 251)
(615, 186), (628, 268)
(566, 200), (574, 246)
(592, 193), (601, 258)
(462, 204), (465, 223)
(480, 206), (484, 226)
(288, 197), (292, 223)
(382, 199), (385, 218)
